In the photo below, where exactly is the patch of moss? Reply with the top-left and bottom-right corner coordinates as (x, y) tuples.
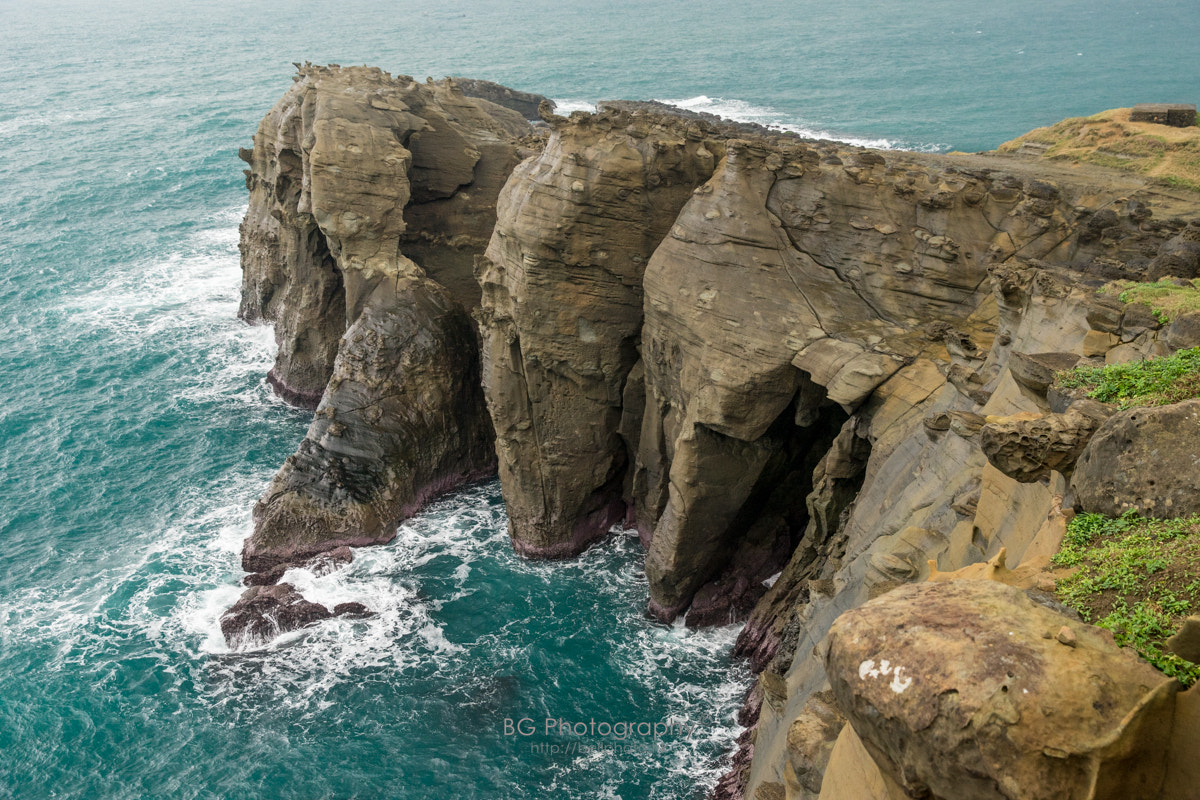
(1101, 278), (1200, 323)
(1054, 346), (1200, 407)
(1053, 510), (1200, 685)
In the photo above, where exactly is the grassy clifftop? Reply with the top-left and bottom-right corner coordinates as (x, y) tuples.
(997, 108), (1200, 192)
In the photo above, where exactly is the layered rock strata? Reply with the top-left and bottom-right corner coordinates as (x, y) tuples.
(238, 65), (535, 577)
(237, 74), (1200, 796)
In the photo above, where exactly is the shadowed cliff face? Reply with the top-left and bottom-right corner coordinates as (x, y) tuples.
(476, 108), (721, 557)
(238, 65), (533, 576)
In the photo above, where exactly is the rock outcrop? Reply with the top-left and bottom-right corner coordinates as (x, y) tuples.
(451, 77), (554, 120)
(220, 582), (371, 649)
(238, 65), (536, 578)
(824, 580), (1180, 800)
(1071, 399), (1200, 518)
(476, 106), (722, 558)
(236, 75), (1200, 796)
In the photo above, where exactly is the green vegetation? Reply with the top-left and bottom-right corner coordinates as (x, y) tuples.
(1054, 346), (1200, 408)
(996, 108), (1200, 188)
(1161, 175), (1200, 194)
(1053, 510), (1200, 685)
(1102, 278), (1200, 324)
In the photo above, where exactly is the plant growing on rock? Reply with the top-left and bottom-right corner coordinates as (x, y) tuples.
(1054, 346), (1200, 407)
(1053, 509), (1200, 684)
(1101, 278), (1200, 323)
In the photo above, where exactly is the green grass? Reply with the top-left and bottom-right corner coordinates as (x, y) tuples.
(1053, 510), (1200, 685)
(1054, 346), (1200, 407)
(1101, 278), (1200, 324)
(1161, 175), (1200, 194)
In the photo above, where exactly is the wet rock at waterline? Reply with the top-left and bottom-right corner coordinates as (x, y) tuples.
(220, 583), (372, 649)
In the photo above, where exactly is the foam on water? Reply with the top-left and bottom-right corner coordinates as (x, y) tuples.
(661, 94), (950, 152)
(10, 0), (1193, 794)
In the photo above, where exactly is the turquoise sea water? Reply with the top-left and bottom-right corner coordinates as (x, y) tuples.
(1, 1), (1196, 797)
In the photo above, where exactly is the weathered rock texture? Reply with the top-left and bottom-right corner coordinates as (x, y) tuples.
(476, 106), (722, 557)
(220, 582), (370, 649)
(825, 580), (1179, 800)
(239, 65), (536, 576)
(451, 77), (554, 120)
(1071, 399), (1200, 518)
(237, 75), (1200, 799)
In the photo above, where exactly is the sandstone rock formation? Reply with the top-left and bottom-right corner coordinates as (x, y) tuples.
(238, 65), (535, 578)
(824, 580), (1179, 800)
(236, 75), (1200, 797)
(1071, 398), (1200, 518)
(476, 106), (723, 558)
(979, 400), (1113, 483)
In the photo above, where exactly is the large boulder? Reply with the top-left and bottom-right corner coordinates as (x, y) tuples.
(825, 580), (1178, 800)
(1071, 399), (1200, 518)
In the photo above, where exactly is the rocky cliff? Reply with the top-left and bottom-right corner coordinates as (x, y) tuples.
(237, 72), (1200, 796)
(237, 64), (537, 579)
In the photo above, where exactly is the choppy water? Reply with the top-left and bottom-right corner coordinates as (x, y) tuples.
(1, 0), (1196, 797)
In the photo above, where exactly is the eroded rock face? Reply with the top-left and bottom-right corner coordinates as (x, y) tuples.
(825, 581), (1178, 800)
(476, 107), (721, 557)
(1072, 399), (1200, 518)
(238, 65), (533, 578)
(235, 74), (1200, 799)
(244, 272), (495, 572)
(979, 400), (1113, 483)
(239, 64), (532, 406)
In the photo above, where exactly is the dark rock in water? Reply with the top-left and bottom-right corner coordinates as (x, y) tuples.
(242, 565), (287, 587)
(242, 545), (354, 586)
(451, 76), (554, 120)
(1072, 399), (1200, 518)
(332, 601), (372, 618)
(220, 583), (334, 648)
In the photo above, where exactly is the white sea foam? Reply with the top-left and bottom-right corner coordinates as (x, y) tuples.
(550, 98), (598, 115)
(553, 93), (949, 152)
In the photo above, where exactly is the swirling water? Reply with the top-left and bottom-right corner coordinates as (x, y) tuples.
(0, 1), (1196, 797)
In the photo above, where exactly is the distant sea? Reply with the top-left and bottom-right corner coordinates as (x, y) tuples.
(1, 1), (1195, 797)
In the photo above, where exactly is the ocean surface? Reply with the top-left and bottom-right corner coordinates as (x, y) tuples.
(0, 1), (1196, 797)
